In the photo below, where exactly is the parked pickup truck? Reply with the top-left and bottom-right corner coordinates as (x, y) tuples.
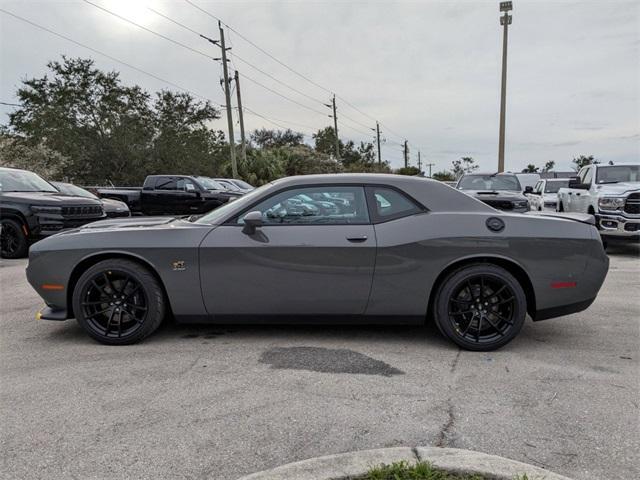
(1, 167), (105, 258)
(557, 162), (639, 241)
(526, 178), (570, 211)
(97, 175), (243, 216)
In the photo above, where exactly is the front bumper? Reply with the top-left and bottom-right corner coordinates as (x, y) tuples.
(36, 306), (68, 321)
(596, 213), (640, 240)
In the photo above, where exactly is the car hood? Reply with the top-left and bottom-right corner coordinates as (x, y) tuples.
(79, 216), (181, 231)
(461, 190), (527, 201)
(595, 182), (640, 195)
(1, 191), (103, 205)
(100, 198), (129, 211)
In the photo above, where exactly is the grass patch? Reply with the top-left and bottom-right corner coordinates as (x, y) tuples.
(353, 461), (488, 480)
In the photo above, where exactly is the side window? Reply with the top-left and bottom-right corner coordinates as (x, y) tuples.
(156, 177), (178, 191)
(367, 187), (424, 222)
(582, 167), (593, 186)
(175, 178), (197, 192)
(533, 181), (542, 193)
(238, 186), (369, 225)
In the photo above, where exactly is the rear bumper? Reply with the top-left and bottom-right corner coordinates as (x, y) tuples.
(532, 298), (595, 321)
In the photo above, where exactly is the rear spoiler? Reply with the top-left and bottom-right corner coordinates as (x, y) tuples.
(526, 211), (595, 225)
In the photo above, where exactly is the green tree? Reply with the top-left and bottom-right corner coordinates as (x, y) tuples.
(251, 128), (304, 149)
(395, 166), (421, 176)
(432, 170), (455, 181)
(572, 155), (598, 171)
(451, 156), (478, 179)
(0, 133), (70, 179)
(6, 56), (222, 185)
(542, 160), (555, 172)
(313, 126), (340, 157)
(522, 164), (539, 173)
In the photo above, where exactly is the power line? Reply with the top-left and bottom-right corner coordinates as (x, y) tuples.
(181, 0), (422, 153)
(0, 101), (21, 107)
(82, 0), (214, 61)
(184, 0), (332, 96)
(145, 5), (327, 107)
(0, 8), (218, 104)
(240, 74), (328, 117)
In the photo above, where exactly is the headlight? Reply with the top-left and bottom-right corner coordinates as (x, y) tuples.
(31, 205), (62, 214)
(513, 201), (529, 209)
(598, 197), (625, 211)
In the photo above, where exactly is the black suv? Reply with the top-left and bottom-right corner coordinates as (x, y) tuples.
(0, 167), (105, 258)
(456, 173), (530, 213)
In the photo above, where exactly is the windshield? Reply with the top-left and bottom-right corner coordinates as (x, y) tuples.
(457, 174), (522, 191)
(595, 165), (640, 184)
(52, 182), (97, 199)
(544, 180), (569, 193)
(196, 177), (225, 190)
(0, 169), (58, 193)
(195, 182), (273, 225)
(216, 179), (241, 191)
(231, 179), (253, 189)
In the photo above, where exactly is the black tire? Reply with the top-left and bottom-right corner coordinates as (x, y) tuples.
(72, 259), (165, 345)
(433, 264), (527, 351)
(1, 218), (28, 259)
(558, 202), (564, 212)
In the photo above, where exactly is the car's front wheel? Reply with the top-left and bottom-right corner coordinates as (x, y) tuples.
(72, 259), (165, 345)
(1, 218), (28, 259)
(433, 264), (527, 351)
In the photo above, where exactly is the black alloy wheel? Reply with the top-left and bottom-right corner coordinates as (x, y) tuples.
(73, 259), (165, 345)
(1, 219), (28, 259)
(434, 264), (526, 351)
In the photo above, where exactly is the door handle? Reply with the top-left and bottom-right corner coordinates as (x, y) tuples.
(346, 235), (368, 242)
(576, 193), (580, 196)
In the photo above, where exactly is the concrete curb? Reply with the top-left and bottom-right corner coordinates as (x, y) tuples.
(236, 446), (574, 480)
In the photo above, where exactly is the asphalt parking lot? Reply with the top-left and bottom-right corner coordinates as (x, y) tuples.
(1, 244), (638, 480)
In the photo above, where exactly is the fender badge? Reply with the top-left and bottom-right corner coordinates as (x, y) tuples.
(172, 260), (186, 271)
(486, 217), (505, 233)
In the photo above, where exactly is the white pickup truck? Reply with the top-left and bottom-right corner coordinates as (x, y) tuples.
(557, 162), (640, 241)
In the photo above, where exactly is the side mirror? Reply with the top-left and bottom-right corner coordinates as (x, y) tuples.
(242, 210), (263, 235)
(524, 186), (534, 194)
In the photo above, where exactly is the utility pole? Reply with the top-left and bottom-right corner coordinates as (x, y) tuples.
(376, 122), (382, 165)
(498, 1), (513, 173)
(202, 22), (237, 178)
(417, 151), (422, 173)
(425, 162), (435, 178)
(331, 95), (340, 160)
(403, 140), (409, 168)
(234, 70), (247, 165)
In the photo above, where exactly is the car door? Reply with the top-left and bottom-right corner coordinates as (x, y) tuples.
(574, 167), (592, 212)
(199, 185), (376, 315)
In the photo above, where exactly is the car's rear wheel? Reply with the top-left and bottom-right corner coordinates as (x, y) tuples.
(1, 218), (28, 259)
(434, 264), (527, 351)
(72, 259), (165, 345)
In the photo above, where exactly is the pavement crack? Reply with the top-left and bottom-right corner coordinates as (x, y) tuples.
(435, 403), (456, 447)
(436, 349), (462, 447)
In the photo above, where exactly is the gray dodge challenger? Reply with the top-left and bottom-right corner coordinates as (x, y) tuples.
(26, 174), (609, 351)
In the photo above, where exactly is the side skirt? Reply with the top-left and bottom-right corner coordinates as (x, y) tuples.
(174, 314), (424, 326)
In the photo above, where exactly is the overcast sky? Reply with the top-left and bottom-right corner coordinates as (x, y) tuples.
(1, 0), (638, 172)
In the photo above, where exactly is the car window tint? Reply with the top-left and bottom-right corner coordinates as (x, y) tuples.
(370, 187), (422, 220)
(239, 186), (369, 225)
(156, 178), (178, 190)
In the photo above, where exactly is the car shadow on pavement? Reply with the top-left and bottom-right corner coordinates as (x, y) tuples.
(605, 242), (640, 258)
(42, 314), (582, 355)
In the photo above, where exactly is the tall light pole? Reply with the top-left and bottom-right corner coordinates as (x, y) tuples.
(497, 1), (513, 173)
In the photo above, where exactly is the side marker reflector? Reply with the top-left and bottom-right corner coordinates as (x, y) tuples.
(551, 281), (577, 289)
(42, 284), (64, 291)
(36, 311), (42, 320)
